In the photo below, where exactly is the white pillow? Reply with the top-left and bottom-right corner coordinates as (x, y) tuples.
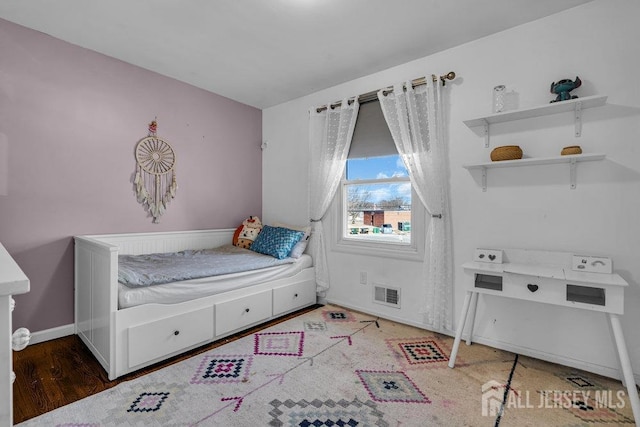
(272, 222), (311, 259)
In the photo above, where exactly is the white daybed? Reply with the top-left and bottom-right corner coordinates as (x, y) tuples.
(74, 229), (316, 380)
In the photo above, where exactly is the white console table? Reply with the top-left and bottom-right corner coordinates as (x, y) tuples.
(447, 251), (639, 423)
(0, 243), (30, 427)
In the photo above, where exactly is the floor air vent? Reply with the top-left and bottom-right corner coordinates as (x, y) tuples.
(373, 285), (400, 308)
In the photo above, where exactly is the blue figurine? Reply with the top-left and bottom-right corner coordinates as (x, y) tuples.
(550, 76), (582, 102)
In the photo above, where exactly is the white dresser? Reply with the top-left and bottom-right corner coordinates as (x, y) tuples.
(0, 243), (30, 427)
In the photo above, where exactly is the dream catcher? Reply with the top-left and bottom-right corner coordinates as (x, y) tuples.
(133, 119), (177, 223)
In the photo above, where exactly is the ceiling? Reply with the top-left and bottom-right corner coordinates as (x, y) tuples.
(0, 0), (594, 109)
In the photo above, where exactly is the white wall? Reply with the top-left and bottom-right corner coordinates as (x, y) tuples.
(263, 0), (640, 380)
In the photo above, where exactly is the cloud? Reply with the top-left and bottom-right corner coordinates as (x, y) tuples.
(397, 182), (412, 198)
(370, 186), (392, 201)
(376, 170), (407, 179)
(362, 182), (411, 204)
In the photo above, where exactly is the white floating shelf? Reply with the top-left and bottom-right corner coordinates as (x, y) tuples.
(463, 95), (608, 147)
(463, 153), (605, 170)
(464, 95), (607, 127)
(463, 153), (606, 191)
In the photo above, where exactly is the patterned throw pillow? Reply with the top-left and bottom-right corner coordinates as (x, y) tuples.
(249, 225), (304, 259)
(272, 222), (311, 259)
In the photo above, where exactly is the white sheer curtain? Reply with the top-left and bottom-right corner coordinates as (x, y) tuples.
(308, 99), (359, 294)
(377, 78), (453, 331)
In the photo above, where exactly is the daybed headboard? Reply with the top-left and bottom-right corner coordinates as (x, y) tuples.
(78, 228), (236, 255)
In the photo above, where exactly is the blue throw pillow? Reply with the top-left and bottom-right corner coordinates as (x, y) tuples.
(250, 225), (304, 259)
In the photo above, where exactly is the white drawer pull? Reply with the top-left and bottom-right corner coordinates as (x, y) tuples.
(12, 327), (31, 351)
(10, 297), (15, 313)
(11, 371), (15, 384)
(527, 284), (539, 292)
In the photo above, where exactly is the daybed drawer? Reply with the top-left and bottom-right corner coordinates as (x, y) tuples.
(215, 290), (272, 336)
(273, 281), (316, 315)
(128, 306), (214, 368)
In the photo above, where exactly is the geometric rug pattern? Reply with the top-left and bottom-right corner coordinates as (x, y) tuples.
(267, 398), (386, 427)
(102, 381), (190, 426)
(303, 320), (328, 331)
(356, 370), (431, 403)
(397, 339), (449, 365)
(322, 309), (357, 322)
(254, 331), (305, 356)
(190, 354), (254, 384)
(539, 390), (636, 424)
(16, 304), (637, 427)
(127, 391), (170, 413)
(385, 336), (456, 370)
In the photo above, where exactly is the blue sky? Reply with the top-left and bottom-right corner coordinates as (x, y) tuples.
(346, 154), (407, 180)
(346, 155), (411, 204)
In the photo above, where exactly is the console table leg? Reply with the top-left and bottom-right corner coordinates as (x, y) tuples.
(466, 292), (479, 346)
(608, 313), (640, 423)
(448, 291), (474, 368)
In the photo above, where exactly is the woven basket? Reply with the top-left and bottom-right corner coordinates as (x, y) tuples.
(561, 145), (582, 155)
(490, 145), (523, 161)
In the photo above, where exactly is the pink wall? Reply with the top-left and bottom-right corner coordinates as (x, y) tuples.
(0, 19), (263, 332)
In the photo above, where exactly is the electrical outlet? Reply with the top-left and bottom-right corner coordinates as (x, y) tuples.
(572, 255), (612, 274)
(359, 271), (367, 285)
(474, 248), (503, 264)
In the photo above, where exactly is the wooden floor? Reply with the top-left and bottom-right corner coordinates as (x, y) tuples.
(12, 304), (322, 424)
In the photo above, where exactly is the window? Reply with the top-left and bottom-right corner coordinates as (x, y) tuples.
(343, 155), (412, 245)
(333, 100), (423, 258)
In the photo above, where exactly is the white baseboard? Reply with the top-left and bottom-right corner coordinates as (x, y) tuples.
(29, 323), (75, 345)
(326, 298), (640, 385)
(325, 298), (455, 336)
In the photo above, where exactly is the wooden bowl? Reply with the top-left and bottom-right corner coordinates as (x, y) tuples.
(561, 145), (582, 155)
(490, 145), (523, 161)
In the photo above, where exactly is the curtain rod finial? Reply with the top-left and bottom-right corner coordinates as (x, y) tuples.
(440, 72), (456, 86)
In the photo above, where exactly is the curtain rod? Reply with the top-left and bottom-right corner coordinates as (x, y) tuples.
(316, 71), (456, 113)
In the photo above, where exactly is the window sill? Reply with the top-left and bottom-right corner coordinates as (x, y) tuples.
(332, 237), (424, 262)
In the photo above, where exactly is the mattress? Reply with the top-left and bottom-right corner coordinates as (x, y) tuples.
(118, 244), (297, 288)
(118, 254), (312, 308)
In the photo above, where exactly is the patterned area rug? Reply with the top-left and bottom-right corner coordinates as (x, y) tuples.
(17, 305), (636, 426)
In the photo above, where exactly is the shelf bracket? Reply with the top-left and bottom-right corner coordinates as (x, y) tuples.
(482, 120), (490, 148)
(574, 101), (583, 137)
(481, 167), (487, 192)
(569, 158), (577, 189)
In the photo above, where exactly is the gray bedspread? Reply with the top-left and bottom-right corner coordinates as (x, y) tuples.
(118, 244), (295, 288)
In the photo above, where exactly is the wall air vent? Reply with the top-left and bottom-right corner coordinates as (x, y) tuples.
(373, 285), (401, 308)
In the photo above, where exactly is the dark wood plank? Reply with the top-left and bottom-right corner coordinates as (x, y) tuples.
(13, 304), (322, 424)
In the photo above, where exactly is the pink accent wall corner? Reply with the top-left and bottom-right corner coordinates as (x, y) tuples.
(0, 18), (263, 332)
